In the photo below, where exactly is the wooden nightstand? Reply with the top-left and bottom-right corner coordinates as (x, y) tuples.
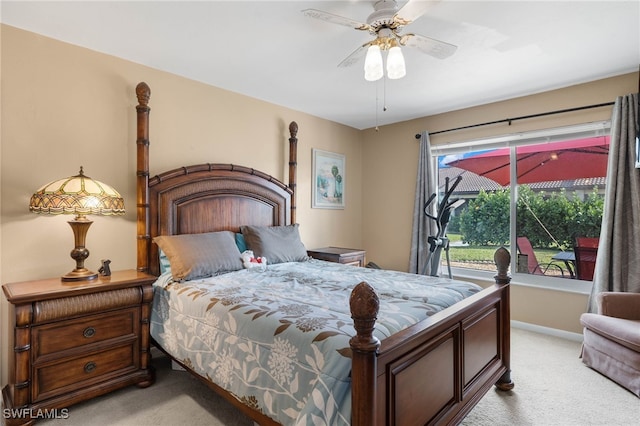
(307, 247), (366, 267)
(1, 270), (156, 425)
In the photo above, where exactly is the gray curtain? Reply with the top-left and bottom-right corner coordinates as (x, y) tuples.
(589, 93), (640, 312)
(409, 132), (437, 274)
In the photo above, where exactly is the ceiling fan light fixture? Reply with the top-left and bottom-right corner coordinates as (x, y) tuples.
(386, 45), (406, 79)
(364, 44), (384, 81)
(304, 3), (458, 83)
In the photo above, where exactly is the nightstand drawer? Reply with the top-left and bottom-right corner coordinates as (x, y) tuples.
(32, 308), (140, 360)
(307, 247), (366, 267)
(339, 254), (365, 266)
(33, 342), (138, 402)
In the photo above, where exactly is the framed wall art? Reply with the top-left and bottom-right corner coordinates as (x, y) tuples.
(312, 149), (345, 209)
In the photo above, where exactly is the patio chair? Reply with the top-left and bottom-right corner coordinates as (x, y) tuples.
(574, 237), (599, 281)
(516, 236), (565, 276)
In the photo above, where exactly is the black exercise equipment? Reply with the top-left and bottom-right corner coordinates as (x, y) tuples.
(421, 175), (465, 278)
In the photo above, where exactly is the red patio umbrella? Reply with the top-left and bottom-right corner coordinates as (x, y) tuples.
(445, 136), (609, 186)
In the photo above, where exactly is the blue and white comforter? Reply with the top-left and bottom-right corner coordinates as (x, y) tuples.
(150, 259), (481, 425)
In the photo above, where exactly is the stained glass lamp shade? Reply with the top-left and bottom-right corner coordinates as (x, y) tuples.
(29, 167), (125, 281)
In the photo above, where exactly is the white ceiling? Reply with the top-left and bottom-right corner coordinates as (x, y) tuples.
(2, 1), (639, 130)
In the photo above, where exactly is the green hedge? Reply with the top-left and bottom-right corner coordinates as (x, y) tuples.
(457, 186), (603, 249)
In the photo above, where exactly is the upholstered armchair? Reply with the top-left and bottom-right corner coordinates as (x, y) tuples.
(580, 292), (640, 397)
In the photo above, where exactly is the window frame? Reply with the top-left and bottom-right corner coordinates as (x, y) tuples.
(431, 120), (611, 294)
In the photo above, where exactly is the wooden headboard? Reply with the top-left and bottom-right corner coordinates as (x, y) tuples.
(134, 82), (298, 276)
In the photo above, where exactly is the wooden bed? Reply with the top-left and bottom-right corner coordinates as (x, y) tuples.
(134, 82), (514, 425)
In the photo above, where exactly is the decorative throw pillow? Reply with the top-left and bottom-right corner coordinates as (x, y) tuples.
(153, 231), (243, 281)
(158, 249), (171, 274)
(235, 233), (248, 253)
(240, 224), (309, 264)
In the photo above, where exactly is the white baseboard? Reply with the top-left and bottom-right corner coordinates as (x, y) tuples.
(511, 320), (583, 342)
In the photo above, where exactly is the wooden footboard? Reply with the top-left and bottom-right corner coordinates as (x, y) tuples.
(350, 248), (513, 426)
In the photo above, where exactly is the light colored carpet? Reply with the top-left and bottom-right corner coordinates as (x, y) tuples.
(40, 327), (638, 425)
(460, 328), (638, 426)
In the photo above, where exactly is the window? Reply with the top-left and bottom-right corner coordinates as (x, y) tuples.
(431, 121), (610, 286)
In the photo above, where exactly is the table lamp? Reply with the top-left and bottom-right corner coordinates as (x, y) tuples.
(29, 167), (125, 281)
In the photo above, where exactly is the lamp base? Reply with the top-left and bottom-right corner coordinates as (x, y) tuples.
(63, 217), (98, 282)
(62, 268), (98, 282)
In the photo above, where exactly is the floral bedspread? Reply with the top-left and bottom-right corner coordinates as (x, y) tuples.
(150, 259), (482, 425)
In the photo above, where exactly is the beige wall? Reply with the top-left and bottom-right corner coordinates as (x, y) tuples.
(361, 72), (639, 334)
(0, 25), (362, 386)
(0, 25), (363, 286)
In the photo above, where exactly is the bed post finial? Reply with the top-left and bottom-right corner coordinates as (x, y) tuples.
(288, 121), (298, 224)
(289, 121), (298, 138)
(493, 246), (511, 285)
(349, 281), (380, 426)
(350, 282), (379, 343)
(136, 82), (150, 107)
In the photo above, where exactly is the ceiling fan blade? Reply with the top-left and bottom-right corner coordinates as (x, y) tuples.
(337, 44), (370, 68)
(402, 33), (457, 59)
(302, 9), (371, 31)
(394, 0), (440, 26)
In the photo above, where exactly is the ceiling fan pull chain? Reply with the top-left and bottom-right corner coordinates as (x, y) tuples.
(383, 75), (388, 112)
(375, 82), (380, 131)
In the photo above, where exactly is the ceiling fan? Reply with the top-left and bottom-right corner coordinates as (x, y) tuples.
(303, 0), (457, 81)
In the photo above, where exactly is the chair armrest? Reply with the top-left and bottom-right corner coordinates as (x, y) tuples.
(597, 292), (640, 320)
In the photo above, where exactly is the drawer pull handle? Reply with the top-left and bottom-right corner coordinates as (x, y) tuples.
(83, 327), (96, 338)
(84, 361), (97, 374)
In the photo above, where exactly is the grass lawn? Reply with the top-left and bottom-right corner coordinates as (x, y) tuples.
(447, 234), (564, 266)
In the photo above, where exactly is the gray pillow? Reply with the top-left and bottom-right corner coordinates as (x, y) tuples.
(153, 231), (243, 281)
(240, 224), (309, 264)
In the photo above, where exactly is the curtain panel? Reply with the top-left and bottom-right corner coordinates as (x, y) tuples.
(589, 93), (640, 312)
(409, 132), (437, 275)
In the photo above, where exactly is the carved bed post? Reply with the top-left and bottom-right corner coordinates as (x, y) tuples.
(493, 247), (515, 391)
(349, 281), (381, 426)
(288, 121), (298, 225)
(136, 82), (151, 273)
